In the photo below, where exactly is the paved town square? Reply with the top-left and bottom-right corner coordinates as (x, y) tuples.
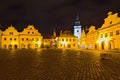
(0, 49), (120, 80)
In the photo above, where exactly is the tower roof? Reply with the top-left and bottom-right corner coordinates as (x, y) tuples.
(53, 27), (56, 37)
(74, 14), (81, 26)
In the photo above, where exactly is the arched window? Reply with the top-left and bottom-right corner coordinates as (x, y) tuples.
(14, 45), (17, 49)
(28, 44), (31, 49)
(8, 45), (12, 49)
(3, 45), (7, 49)
(95, 44), (97, 49)
(21, 44), (25, 49)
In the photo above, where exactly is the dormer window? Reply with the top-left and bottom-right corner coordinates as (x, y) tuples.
(32, 32), (34, 34)
(28, 32), (30, 34)
(9, 32), (13, 35)
(110, 21), (112, 24)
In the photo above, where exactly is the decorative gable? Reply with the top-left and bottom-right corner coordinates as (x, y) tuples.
(102, 12), (120, 28)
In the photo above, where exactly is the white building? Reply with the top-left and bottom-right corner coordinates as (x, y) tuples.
(74, 15), (82, 48)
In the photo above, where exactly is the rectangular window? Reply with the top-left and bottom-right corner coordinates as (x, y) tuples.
(32, 32), (34, 34)
(10, 38), (12, 41)
(110, 32), (113, 36)
(36, 38), (39, 41)
(45, 40), (47, 43)
(26, 38), (28, 41)
(73, 44), (75, 47)
(9, 32), (13, 35)
(68, 44), (71, 48)
(116, 30), (119, 35)
(32, 38), (34, 41)
(73, 39), (75, 41)
(4, 38), (6, 40)
(66, 39), (68, 41)
(61, 44), (62, 47)
(14, 38), (16, 41)
(22, 38), (24, 41)
(28, 32), (30, 34)
(105, 33), (108, 37)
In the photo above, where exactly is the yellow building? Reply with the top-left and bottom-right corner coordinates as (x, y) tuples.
(42, 36), (55, 48)
(80, 29), (86, 49)
(0, 30), (3, 49)
(19, 25), (43, 49)
(57, 30), (78, 49)
(1, 25), (19, 49)
(42, 29), (57, 48)
(1, 25), (43, 49)
(80, 12), (120, 50)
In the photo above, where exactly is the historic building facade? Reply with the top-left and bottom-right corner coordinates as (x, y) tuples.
(1, 26), (20, 49)
(80, 12), (120, 50)
(74, 15), (82, 48)
(42, 28), (57, 48)
(57, 30), (78, 49)
(1, 11), (120, 50)
(19, 25), (43, 49)
(0, 30), (3, 49)
(0, 25), (43, 49)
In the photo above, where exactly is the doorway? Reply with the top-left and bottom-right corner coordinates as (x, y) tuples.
(109, 40), (114, 50)
(101, 42), (104, 50)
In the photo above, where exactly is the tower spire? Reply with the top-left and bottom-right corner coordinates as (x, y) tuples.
(60, 30), (62, 36)
(74, 13), (80, 26)
(53, 28), (56, 37)
(76, 12), (79, 21)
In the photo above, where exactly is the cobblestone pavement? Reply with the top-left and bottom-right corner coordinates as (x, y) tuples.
(0, 49), (120, 80)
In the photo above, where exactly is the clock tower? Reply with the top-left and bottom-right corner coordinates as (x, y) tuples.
(74, 14), (82, 48)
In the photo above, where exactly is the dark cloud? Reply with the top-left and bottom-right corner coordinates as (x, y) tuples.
(0, 0), (120, 36)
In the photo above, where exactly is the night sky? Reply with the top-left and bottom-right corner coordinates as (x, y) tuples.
(0, 0), (120, 36)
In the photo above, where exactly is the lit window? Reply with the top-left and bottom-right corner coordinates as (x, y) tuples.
(22, 38), (24, 41)
(110, 21), (112, 24)
(116, 30), (119, 35)
(32, 32), (34, 34)
(26, 38), (28, 41)
(4, 38), (6, 40)
(10, 38), (12, 41)
(9, 32), (13, 35)
(68, 44), (71, 48)
(66, 39), (68, 41)
(73, 44), (75, 47)
(14, 38), (16, 41)
(73, 39), (75, 41)
(110, 32), (113, 36)
(32, 38), (34, 41)
(105, 33), (108, 37)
